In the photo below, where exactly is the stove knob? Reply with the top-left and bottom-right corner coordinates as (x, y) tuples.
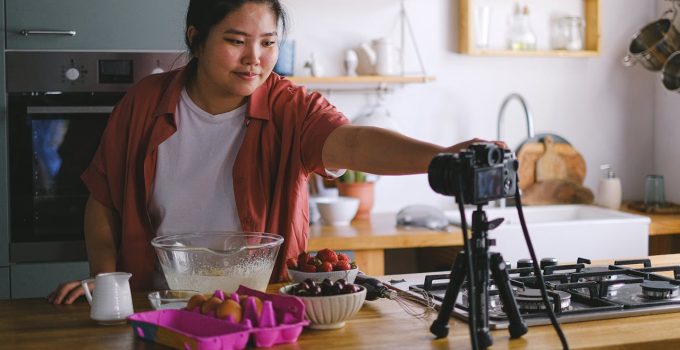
(540, 257), (559, 269)
(517, 258), (533, 269)
(517, 258), (533, 277)
(65, 67), (80, 81)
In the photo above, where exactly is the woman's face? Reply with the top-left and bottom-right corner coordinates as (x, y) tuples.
(192, 3), (279, 99)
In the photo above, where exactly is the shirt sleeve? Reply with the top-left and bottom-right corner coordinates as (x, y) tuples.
(80, 95), (132, 213)
(297, 90), (350, 177)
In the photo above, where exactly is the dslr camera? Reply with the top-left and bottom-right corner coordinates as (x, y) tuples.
(428, 143), (518, 205)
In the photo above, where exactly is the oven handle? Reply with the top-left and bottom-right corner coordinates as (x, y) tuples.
(19, 30), (77, 37)
(27, 106), (114, 115)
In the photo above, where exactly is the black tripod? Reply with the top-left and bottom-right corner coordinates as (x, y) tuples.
(430, 205), (528, 348)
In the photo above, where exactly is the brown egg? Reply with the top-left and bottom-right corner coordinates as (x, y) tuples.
(216, 299), (242, 323)
(201, 296), (223, 315)
(240, 296), (264, 317)
(186, 294), (207, 311)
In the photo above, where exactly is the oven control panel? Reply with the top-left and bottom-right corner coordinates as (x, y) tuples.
(7, 51), (188, 93)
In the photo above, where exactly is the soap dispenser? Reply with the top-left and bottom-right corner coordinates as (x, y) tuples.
(595, 164), (622, 210)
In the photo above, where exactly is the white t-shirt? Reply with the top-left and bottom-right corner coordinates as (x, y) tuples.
(149, 88), (246, 235)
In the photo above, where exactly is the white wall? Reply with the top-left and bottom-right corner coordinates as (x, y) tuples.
(655, 0), (680, 203)
(285, 0), (658, 212)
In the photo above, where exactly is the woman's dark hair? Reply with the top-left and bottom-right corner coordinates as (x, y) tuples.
(185, 0), (288, 67)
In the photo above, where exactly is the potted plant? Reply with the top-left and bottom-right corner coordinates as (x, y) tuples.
(336, 170), (375, 220)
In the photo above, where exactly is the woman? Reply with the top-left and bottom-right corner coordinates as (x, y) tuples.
(48, 0), (502, 304)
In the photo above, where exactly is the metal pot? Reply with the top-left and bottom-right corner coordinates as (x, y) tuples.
(662, 51), (680, 91)
(623, 12), (680, 71)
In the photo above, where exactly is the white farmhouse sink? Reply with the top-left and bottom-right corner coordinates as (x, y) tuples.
(446, 205), (650, 265)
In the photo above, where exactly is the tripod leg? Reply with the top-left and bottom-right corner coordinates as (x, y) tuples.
(430, 252), (467, 338)
(473, 250), (493, 348)
(490, 252), (528, 338)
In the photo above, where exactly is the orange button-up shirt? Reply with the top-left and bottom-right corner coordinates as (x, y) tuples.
(82, 67), (348, 291)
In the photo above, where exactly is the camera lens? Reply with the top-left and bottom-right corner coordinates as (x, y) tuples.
(487, 147), (503, 166)
(428, 153), (459, 196)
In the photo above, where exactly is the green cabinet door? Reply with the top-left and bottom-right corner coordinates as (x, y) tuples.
(10, 262), (90, 299)
(6, 0), (189, 50)
(0, 268), (9, 299)
(1, 0), (8, 267)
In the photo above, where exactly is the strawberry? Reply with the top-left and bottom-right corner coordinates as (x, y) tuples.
(300, 264), (317, 273)
(334, 260), (351, 271)
(298, 252), (314, 265)
(337, 253), (351, 262)
(286, 257), (298, 270)
(316, 248), (338, 264)
(317, 261), (333, 272)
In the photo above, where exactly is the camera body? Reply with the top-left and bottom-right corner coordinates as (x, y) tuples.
(428, 143), (518, 205)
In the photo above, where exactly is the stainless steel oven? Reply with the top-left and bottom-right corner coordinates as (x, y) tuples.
(6, 51), (186, 263)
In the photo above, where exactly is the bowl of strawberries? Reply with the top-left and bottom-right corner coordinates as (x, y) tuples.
(286, 248), (359, 284)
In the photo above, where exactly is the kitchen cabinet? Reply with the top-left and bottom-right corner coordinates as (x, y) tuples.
(6, 0), (188, 50)
(0, 0), (7, 268)
(10, 262), (89, 299)
(0, 268), (8, 299)
(458, 0), (600, 57)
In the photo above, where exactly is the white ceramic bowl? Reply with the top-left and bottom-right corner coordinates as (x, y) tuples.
(288, 267), (359, 284)
(314, 196), (360, 226)
(279, 284), (367, 330)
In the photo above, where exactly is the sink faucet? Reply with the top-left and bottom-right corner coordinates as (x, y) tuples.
(496, 93), (535, 141)
(496, 93), (535, 208)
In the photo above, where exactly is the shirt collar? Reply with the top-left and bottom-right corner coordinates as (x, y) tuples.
(153, 67), (188, 118)
(246, 73), (274, 121)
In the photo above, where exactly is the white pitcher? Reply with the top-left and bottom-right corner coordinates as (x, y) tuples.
(81, 272), (134, 325)
(358, 37), (401, 76)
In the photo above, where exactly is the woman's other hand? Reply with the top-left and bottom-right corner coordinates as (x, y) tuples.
(442, 138), (508, 154)
(47, 279), (91, 305)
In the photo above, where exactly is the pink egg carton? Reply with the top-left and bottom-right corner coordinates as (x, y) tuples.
(128, 285), (309, 350)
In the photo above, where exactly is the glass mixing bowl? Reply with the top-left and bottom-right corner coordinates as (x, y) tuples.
(151, 232), (284, 294)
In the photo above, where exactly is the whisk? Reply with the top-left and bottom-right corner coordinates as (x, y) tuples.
(355, 273), (436, 320)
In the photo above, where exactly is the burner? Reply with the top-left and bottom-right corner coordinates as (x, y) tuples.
(515, 289), (571, 312)
(640, 281), (680, 300)
(577, 267), (619, 283)
(462, 290), (502, 309)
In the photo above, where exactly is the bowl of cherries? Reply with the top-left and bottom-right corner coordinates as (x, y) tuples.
(286, 248), (359, 283)
(280, 278), (366, 330)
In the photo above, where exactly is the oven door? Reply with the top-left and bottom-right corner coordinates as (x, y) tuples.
(8, 92), (122, 263)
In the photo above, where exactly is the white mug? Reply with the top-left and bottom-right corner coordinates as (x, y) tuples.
(81, 272), (134, 325)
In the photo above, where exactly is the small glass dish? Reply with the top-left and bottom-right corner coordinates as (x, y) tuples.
(148, 290), (200, 310)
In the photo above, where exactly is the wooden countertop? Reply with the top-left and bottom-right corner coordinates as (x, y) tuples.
(3, 254), (680, 349)
(307, 212), (463, 251)
(620, 202), (680, 236)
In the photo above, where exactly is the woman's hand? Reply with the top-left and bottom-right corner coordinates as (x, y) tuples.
(47, 280), (92, 305)
(442, 138), (508, 154)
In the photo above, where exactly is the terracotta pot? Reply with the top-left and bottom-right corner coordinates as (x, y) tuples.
(336, 182), (374, 220)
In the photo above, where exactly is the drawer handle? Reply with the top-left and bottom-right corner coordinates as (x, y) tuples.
(19, 30), (77, 37)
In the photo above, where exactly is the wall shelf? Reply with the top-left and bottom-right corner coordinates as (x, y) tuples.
(286, 75), (435, 93)
(287, 75), (435, 85)
(463, 49), (599, 58)
(458, 0), (601, 57)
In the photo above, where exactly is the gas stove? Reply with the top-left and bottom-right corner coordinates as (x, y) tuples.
(388, 257), (680, 329)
